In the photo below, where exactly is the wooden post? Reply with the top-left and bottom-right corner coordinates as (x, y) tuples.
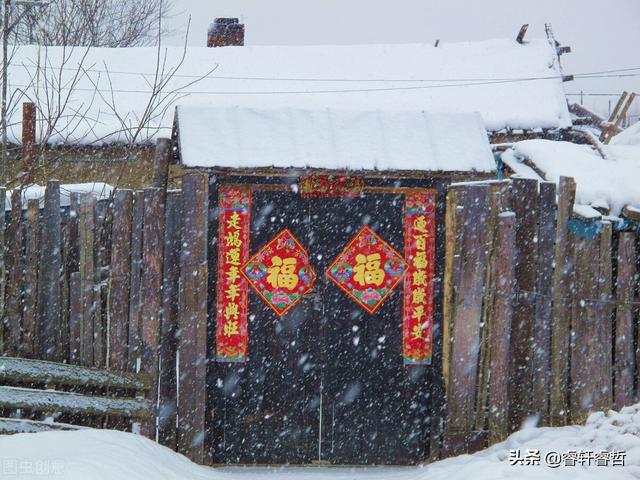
(531, 181), (557, 424)
(177, 173), (209, 463)
(19, 102), (36, 185)
(128, 191), (144, 372)
(508, 177), (539, 430)
(616, 233), (637, 409)
(152, 138), (172, 190)
(0, 187), (5, 355)
(488, 212), (516, 443)
(37, 180), (62, 361)
(549, 177), (576, 425)
(140, 187), (166, 437)
(5, 189), (23, 356)
(159, 191), (183, 449)
(442, 188), (462, 392)
(22, 199), (39, 357)
(79, 193), (96, 367)
(443, 185), (490, 454)
(108, 189), (133, 371)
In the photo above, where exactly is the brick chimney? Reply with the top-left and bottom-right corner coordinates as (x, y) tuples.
(207, 18), (245, 47)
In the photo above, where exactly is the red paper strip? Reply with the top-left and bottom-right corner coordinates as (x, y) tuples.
(299, 175), (364, 198)
(327, 226), (406, 314)
(403, 191), (436, 365)
(242, 229), (316, 317)
(215, 186), (251, 363)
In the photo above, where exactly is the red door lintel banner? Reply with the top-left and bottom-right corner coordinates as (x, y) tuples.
(215, 186), (251, 363)
(327, 226), (406, 314)
(403, 191), (436, 366)
(299, 175), (364, 198)
(242, 229), (316, 317)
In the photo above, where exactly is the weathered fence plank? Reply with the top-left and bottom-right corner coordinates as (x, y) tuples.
(488, 212), (516, 443)
(37, 180), (62, 361)
(443, 185), (490, 454)
(108, 190), (133, 371)
(475, 185), (504, 430)
(92, 200), (109, 367)
(140, 187), (166, 437)
(128, 191), (145, 372)
(594, 222), (613, 411)
(615, 233), (637, 408)
(509, 177), (539, 430)
(570, 231), (600, 424)
(69, 272), (82, 365)
(68, 192), (81, 273)
(79, 193), (96, 367)
(22, 199), (40, 358)
(177, 174), (209, 463)
(5, 190), (24, 357)
(531, 181), (557, 424)
(549, 176), (577, 425)
(159, 191), (183, 449)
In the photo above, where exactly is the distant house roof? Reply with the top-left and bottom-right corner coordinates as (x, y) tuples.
(4, 183), (113, 210)
(502, 139), (640, 216)
(5, 38), (570, 146)
(175, 106), (495, 172)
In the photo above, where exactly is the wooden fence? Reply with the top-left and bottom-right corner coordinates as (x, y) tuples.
(0, 173), (209, 462)
(442, 176), (639, 455)
(1, 172), (638, 463)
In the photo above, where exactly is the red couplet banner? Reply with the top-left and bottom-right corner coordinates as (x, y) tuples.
(215, 186), (251, 363)
(403, 191), (436, 366)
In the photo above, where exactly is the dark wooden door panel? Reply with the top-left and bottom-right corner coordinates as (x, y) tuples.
(312, 195), (430, 465)
(210, 191), (320, 464)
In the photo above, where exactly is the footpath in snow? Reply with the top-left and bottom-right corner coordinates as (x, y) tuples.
(2, 404), (640, 479)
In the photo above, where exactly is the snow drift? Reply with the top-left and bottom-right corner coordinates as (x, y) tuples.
(2, 404), (640, 479)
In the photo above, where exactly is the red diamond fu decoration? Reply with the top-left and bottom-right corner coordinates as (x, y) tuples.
(241, 229), (316, 317)
(327, 226), (407, 314)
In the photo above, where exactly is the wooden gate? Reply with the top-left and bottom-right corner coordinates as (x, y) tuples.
(208, 177), (442, 465)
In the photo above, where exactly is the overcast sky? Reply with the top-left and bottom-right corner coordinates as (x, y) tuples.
(168, 0), (640, 118)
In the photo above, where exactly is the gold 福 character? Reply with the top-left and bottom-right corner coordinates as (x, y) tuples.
(353, 253), (384, 286)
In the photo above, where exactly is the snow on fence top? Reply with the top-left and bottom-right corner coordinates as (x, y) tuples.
(4, 38), (570, 146)
(502, 139), (640, 215)
(4, 182), (113, 210)
(175, 106), (495, 172)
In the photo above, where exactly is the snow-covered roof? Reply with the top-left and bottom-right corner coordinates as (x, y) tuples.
(5, 38), (570, 146)
(4, 182), (113, 210)
(502, 139), (640, 215)
(175, 106), (495, 172)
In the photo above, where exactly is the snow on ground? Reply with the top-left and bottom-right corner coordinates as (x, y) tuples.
(502, 139), (640, 215)
(3, 38), (569, 145)
(612, 121), (640, 146)
(2, 404), (640, 479)
(176, 106), (495, 171)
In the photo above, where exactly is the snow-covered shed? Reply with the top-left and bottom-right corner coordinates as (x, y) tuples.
(168, 97), (501, 464)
